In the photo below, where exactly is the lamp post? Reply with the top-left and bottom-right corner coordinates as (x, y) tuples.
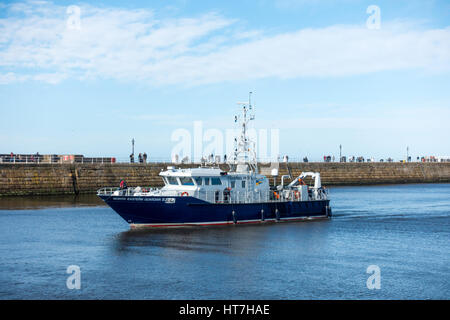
(339, 144), (342, 162)
(129, 138), (136, 163)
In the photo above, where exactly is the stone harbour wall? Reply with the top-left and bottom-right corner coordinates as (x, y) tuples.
(0, 162), (449, 196)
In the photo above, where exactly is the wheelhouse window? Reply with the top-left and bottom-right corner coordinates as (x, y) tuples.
(194, 177), (202, 186)
(211, 177), (222, 185)
(241, 180), (246, 188)
(167, 177), (179, 185)
(204, 178), (210, 185)
(180, 177), (194, 185)
(230, 180), (236, 188)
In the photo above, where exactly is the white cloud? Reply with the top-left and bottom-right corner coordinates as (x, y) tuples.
(0, 1), (449, 85)
(0, 72), (27, 84)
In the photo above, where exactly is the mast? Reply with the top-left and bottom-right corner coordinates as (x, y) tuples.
(232, 92), (258, 174)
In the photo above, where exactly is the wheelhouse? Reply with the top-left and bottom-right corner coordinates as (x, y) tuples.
(156, 166), (270, 202)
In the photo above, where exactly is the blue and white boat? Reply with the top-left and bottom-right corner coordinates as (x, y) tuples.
(97, 96), (331, 228)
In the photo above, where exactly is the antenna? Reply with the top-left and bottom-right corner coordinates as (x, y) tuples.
(232, 92), (258, 174)
(249, 91), (255, 120)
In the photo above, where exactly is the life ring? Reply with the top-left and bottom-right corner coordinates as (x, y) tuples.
(181, 192), (189, 197)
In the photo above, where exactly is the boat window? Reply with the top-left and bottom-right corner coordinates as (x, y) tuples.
(194, 177), (202, 186)
(211, 177), (222, 185)
(230, 180), (235, 188)
(241, 180), (246, 188)
(180, 177), (194, 185)
(204, 178), (210, 185)
(167, 177), (179, 185)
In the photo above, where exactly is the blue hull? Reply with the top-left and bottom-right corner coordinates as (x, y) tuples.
(99, 195), (331, 227)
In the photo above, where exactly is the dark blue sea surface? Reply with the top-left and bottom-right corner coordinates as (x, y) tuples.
(0, 184), (449, 299)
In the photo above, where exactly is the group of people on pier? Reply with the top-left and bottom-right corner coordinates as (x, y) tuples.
(129, 152), (148, 163)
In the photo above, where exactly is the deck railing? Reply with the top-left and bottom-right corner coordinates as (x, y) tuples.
(97, 187), (328, 203)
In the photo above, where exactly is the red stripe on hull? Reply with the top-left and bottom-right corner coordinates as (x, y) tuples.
(130, 215), (328, 228)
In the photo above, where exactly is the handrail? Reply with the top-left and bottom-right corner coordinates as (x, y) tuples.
(2, 155), (438, 164)
(97, 186), (328, 203)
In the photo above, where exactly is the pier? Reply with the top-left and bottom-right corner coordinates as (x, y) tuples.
(0, 162), (449, 196)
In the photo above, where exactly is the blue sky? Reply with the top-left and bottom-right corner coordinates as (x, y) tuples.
(0, 0), (449, 161)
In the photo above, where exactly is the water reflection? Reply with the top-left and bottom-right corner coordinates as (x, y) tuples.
(0, 194), (105, 210)
(113, 220), (330, 256)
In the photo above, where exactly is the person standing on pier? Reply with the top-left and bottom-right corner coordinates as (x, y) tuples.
(143, 152), (147, 164)
(138, 153), (143, 163)
(130, 153), (134, 163)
